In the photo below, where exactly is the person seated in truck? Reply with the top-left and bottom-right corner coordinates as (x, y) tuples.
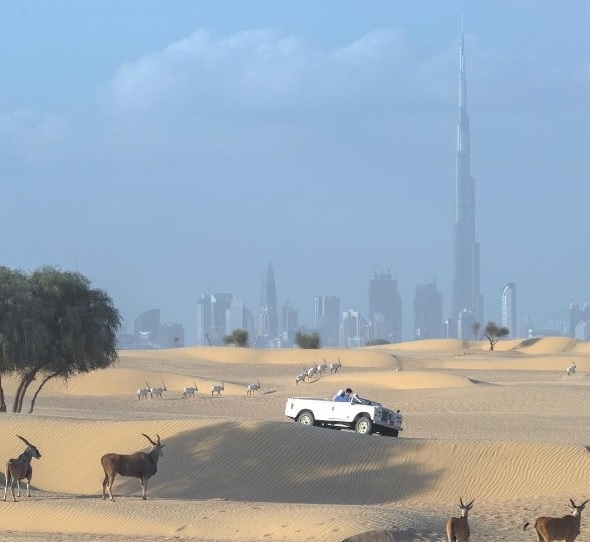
(333, 388), (353, 402)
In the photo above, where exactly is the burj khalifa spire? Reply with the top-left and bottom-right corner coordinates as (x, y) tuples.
(452, 27), (483, 333)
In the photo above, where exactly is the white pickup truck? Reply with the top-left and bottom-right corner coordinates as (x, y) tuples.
(284, 395), (403, 437)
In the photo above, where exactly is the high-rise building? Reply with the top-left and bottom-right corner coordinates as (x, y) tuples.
(501, 283), (517, 338)
(452, 28), (484, 332)
(196, 293), (234, 346)
(258, 262), (278, 342)
(280, 301), (299, 346)
(368, 271), (402, 343)
(225, 298), (254, 344)
(413, 281), (443, 340)
(340, 309), (365, 348)
(314, 295), (341, 347)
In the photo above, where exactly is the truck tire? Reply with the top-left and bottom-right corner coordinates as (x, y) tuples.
(355, 416), (373, 435)
(298, 410), (316, 426)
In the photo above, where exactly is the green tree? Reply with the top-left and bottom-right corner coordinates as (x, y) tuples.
(471, 321), (481, 340)
(0, 266), (121, 413)
(224, 329), (249, 347)
(483, 321), (510, 351)
(295, 332), (321, 349)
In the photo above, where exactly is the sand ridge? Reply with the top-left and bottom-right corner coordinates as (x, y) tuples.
(0, 337), (589, 541)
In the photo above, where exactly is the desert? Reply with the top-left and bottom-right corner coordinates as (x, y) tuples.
(1, 336), (590, 541)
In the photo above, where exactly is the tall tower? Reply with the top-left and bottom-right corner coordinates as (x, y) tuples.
(501, 283), (517, 338)
(452, 27), (483, 334)
(259, 262), (278, 341)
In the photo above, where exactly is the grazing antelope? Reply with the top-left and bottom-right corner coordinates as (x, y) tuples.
(150, 379), (167, 398)
(246, 379), (261, 395)
(182, 382), (198, 398)
(330, 359), (342, 374)
(446, 497), (474, 542)
(295, 373), (307, 385)
(211, 382), (224, 396)
(137, 382), (150, 400)
(317, 360), (328, 375)
(101, 433), (165, 501)
(3, 435), (42, 502)
(567, 362), (577, 376)
(523, 498), (589, 542)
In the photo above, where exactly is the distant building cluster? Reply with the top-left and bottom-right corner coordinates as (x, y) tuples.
(119, 30), (590, 351)
(117, 308), (185, 350)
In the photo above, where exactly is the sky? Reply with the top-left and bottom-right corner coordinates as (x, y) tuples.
(1, 1), (589, 344)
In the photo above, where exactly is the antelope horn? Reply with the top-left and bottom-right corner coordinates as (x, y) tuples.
(466, 498), (475, 507)
(141, 433), (157, 446)
(17, 435), (30, 446)
(460, 497), (464, 507)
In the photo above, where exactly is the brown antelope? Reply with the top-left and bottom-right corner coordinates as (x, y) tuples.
(523, 498), (589, 541)
(101, 433), (165, 501)
(446, 497), (474, 542)
(3, 435), (42, 502)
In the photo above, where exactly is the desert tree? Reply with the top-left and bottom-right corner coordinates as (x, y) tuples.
(223, 329), (249, 347)
(295, 331), (321, 349)
(0, 266), (121, 413)
(483, 321), (510, 351)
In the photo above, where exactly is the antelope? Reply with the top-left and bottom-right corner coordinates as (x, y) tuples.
(446, 497), (474, 542)
(137, 382), (150, 400)
(523, 498), (589, 541)
(246, 379), (260, 395)
(307, 366), (318, 380)
(211, 382), (224, 396)
(317, 360), (328, 375)
(3, 435), (42, 502)
(182, 382), (198, 398)
(330, 359), (342, 374)
(101, 433), (165, 501)
(150, 379), (167, 398)
(295, 373), (307, 385)
(567, 362), (577, 376)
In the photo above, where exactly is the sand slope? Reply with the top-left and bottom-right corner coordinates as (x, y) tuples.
(0, 338), (589, 541)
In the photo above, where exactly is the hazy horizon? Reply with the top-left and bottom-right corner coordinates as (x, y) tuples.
(2, 1), (589, 344)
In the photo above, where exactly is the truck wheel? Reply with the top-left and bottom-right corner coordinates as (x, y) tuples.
(298, 410), (316, 426)
(355, 416), (373, 435)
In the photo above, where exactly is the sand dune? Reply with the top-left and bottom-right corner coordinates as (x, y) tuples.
(1, 337), (590, 541)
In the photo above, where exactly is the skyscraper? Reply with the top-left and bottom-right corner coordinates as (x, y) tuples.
(413, 281), (443, 340)
(258, 262), (278, 343)
(368, 271), (402, 343)
(452, 28), (484, 334)
(196, 293), (234, 346)
(314, 295), (341, 347)
(501, 283), (517, 338)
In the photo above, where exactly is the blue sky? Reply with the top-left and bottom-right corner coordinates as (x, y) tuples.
(2, 1), (589, 343)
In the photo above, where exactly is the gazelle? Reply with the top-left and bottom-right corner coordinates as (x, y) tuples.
(446, 497), (474, 542)
(523, 498), (589, 541)
(295, 373), (307, 385)
(183, 382), (198, 398)
(330, 359), (342, 373)
(246, 379), (260, 395)
(101, 433), (165, 501)
(211, 382), (224, 396)
(150, 379), (167, 398)
(3, 436), (42, 502)
(137, 382), (150, 400)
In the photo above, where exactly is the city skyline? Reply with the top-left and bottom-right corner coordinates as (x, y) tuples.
(2, 2), (589, 345)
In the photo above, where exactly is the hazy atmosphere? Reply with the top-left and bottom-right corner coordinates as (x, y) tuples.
(2, 1), (589, 343)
